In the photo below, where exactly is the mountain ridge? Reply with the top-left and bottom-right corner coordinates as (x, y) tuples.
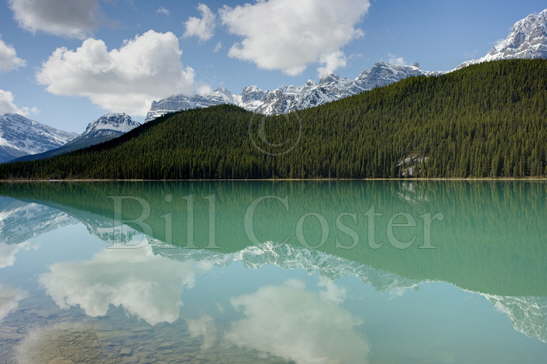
(1, 60), (544, 179)
(145, 62), (427, 121)
(12, 113), (139, 163)
(0, 114), (76, 163)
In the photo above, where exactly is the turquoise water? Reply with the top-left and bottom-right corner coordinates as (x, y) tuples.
(0, 181), (545, 363)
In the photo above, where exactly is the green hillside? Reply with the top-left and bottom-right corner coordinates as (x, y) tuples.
(1, 60), (545, 179)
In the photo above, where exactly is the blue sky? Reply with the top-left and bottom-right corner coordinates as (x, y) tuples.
(0, 0), (545, 132)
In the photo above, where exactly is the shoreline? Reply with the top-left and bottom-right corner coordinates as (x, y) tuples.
(0, 177), (545, 183)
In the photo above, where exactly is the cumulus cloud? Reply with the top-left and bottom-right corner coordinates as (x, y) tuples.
(221, 0), (370, 76)
(184, 3), (216, 41)
(225, 280), (369, 364)
(36, 30), (197, 116)
(9, 0), (100, 39)
(0, 39), (25, 72)
(0, 89), (36, 116)
(39, 245), (211, 325)
(0, 284), (27, 321)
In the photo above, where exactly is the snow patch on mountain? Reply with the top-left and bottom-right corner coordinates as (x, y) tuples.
(145, 89), (240, 122)
(0, 114), (76, 162)
(459, 9), (546, 68)
(80, 113), (140, 139)
(145, 62), (427, 121)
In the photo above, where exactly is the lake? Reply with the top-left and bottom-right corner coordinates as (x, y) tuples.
(0, 181), (546, 364)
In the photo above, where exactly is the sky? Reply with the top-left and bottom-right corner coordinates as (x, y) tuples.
(0, 0), (545, 132)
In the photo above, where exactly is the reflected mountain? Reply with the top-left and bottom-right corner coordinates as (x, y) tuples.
(0, 182), (545, 296)
(0, 196), (75, 246)
(0, 181), (546, 344)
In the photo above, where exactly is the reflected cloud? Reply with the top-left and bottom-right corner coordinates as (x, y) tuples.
(0, 283), (27, 321)
(187, 314), (219, 350)
(318, 276), (347, 304)
(225, 280), (368, 364)
(0, 242), (35, 268)
(39, 244), (211, 325)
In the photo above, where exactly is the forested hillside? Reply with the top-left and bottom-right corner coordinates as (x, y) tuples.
(1, 60), (545, 179)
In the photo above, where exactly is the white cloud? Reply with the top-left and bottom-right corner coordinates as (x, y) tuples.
(9, 0), (100, 39)
(0, 89), (36, 116)
(0, 284), (27, 321)
(317, 276), (347, 304)
(225, 280), (369, 364)
(156, 7), (170, 16)
(318, 51), (347, 78)
(36, 30), (197, 116)
(387, 54), (406, 66)
(184, 3), (216, 41)
(0, 39), (25, 72)
(221, 0), (370, 76)
(39, 245), (211, 325)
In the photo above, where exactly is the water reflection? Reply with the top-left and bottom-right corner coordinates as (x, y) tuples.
(40, 244), (211, 326)
(225, 280), (369, 364)
(0, 284), (27, 322)
(0, 181), (546, 363)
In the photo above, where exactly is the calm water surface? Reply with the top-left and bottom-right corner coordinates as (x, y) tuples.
(0, 182), (545, 364)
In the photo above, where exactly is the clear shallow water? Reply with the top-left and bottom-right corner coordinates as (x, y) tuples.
(0, 181), (546, 364)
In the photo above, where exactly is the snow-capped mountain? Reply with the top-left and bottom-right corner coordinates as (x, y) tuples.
(145, 62), (427, 120)
(13, 113), (140, 163)
(0, 114), (76, 163)
(459, 9), (546, 68)
(145, 88), (240, 122)
(79, 113), (140, 139)
(145, 9), (546, 120)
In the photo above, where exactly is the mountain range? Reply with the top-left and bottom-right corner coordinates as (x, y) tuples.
(1, 59), (544, 179)
(12, 113), (140, 163)
(146, 9), (546, 119)
(145, 62), (428, 121)
(0, 9), (545, 164)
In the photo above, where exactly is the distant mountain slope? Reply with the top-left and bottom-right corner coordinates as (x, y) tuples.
(460, 9), (546, 68)
(0, 60), (545, 179)
(0, 114), (76, 163)
(145, 9), (546, 121)
(145, 62), (427, 121)
(13, 113), (140, 163)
